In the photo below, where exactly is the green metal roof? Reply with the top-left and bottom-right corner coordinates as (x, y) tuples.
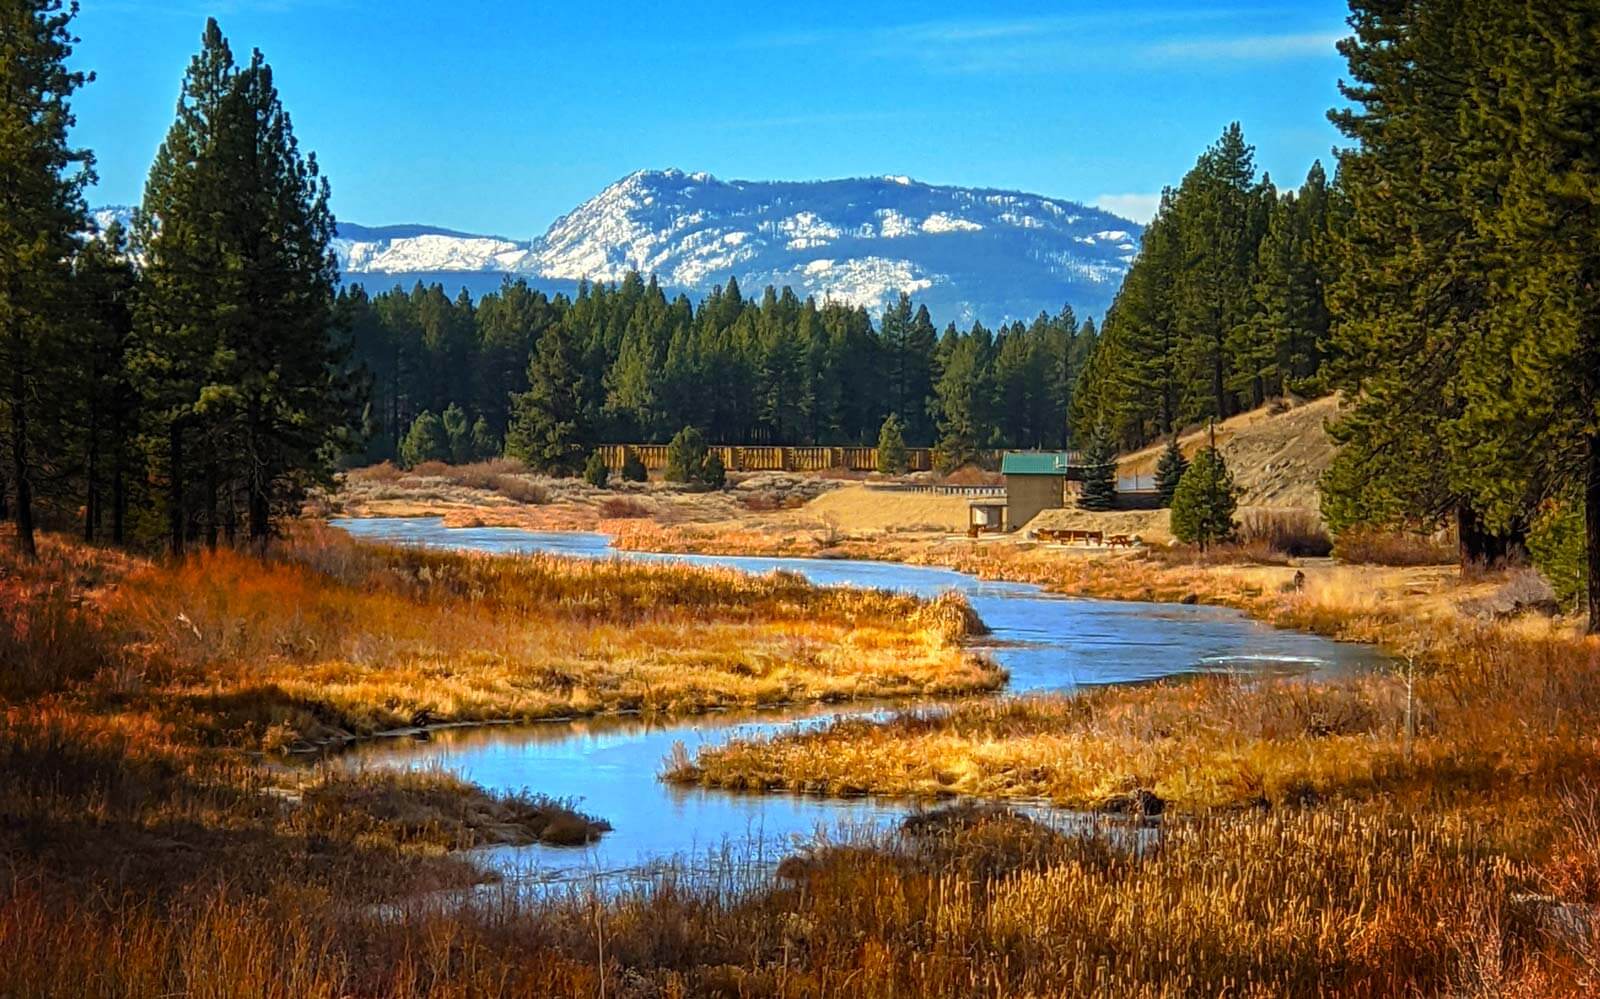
(1001, 451), (1073, 475)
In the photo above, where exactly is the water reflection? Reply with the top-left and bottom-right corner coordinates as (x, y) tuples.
(331, 516), (1382, 883)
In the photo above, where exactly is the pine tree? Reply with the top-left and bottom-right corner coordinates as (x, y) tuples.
(1076, 426), (1118, 511)
(583, 449), (608, 489)
(441, 403), (471, 463)
(470, 415), (499, 460)
(1173, 123), (1263, 424)
(931, 333), (989, 471)
(665, 425), (708, 483)
(876, 413), (908, 475)
(0, 0), (94, 558)
(506, 321), (587, 474)
(1454, 0), (1600, 627)
(137, 18), (351, 550)
(1320, 1), (1523, 568)
(399, 411), (448, 468)
(620, 446), (648, 482)
(74, 222), (140, 544)
(1154, 436), (1188, 507)
(1170, 446), (1238, 550)
(702, 450), (726, 489)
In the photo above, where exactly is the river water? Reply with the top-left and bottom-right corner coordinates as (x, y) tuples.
(331, 517), (1382, 885)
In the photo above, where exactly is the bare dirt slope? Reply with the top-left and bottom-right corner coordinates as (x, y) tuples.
(1118, 395), (1341, 510)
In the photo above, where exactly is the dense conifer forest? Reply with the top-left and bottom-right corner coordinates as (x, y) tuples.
(342, 276), (1090, 467)
(3, 1), (1600, 626)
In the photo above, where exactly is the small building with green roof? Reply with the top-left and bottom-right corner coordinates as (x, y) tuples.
(1000, 451), (1076, 531)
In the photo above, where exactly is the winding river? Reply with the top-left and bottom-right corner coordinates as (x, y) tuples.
(332, 517), (1383, 885)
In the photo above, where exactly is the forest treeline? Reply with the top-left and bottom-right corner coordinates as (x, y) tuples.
(1319, 0), (1600, 627)
(1071, 126), (1337, 448)
(1, 11), (354, 556)
(5, 0), (1599, 629)
(343, 277), (1092, 471)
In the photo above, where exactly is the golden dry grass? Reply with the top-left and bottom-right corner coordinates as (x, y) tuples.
(5, 522), (1599, 995)
(84, 526), (995, 750)
(667, 544), (1600, 817)
(2, 798), (1594, 997)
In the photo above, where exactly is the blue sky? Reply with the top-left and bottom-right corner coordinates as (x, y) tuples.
(71, 1), (1352, 234)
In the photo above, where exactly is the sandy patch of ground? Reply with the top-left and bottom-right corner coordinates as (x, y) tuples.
(801, 486), (973, 534)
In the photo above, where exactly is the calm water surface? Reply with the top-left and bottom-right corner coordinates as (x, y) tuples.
(331, 516), (1383, 884)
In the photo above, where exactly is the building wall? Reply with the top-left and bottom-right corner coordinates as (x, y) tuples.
(1005, 474), (1064, 531)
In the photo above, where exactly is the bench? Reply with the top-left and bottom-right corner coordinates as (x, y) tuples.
(1034, 528), (1105, 546)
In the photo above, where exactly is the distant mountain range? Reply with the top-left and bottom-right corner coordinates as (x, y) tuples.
(94, 169), (1141, 324)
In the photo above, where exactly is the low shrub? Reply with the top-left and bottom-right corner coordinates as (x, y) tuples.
(941, 464), (1002, 486)
(620, 447), (649, 482)
(583, 451), (609, 489)
(1333, 529), (1457, 567)
(598, 496), (651, 519)
(1238, 510), (1332, 558)
(490, 475), (548, 504)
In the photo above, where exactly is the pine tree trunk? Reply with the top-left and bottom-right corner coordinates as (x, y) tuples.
(9, 355), (36, 560)
(204, 458), (218, 551)
(84, 417), (99, 543)
(1587, 435), (1600, 635)
(110, 397), (126, 545)
(111, 441), (125, 546)
(1211, 344), (1226, 423)
(168, 422), (186, 558)
(247, 402), (270, 550)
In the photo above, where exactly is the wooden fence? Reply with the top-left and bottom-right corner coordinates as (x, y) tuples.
(597, 444), (1000, 474)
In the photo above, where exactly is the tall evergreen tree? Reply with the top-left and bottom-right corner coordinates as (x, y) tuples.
(1076, 426), (1118, 511)
(1171, 445), (1238, 550)
(74, 222), (139, 543)
(506, 320), (587, 473)
(1154, 436), (1188, 507)
(0, 0), (94, 558)
(138, 18), (351, 550)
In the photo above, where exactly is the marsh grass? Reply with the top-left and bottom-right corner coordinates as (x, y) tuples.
(89, 526), (995, 748)
(0, 800), (1587, 997)
(670, 600), (1600, 817)
(4, 526), (1597, 995)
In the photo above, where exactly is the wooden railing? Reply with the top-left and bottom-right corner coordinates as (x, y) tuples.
(597, 444), (1002, 474)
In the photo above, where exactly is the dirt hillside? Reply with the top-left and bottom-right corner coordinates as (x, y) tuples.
(1119, 395), (1341, 510)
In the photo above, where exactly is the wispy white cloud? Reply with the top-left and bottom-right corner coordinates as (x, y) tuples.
(739, 11), (1342, 75)
(1140, 32), (1343, 63)
(1093, 193), (1161, 224)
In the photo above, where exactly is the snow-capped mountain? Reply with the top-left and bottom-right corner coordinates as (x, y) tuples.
(94, 170), (1142, 323)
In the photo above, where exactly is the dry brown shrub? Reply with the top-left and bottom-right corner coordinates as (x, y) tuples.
(1335, 529), (1458, 566)
(491, 475), (548, 504)
(346, 461), (404, 484)
(1239, 510), (1333, 557)
(599, 496), (651, 519)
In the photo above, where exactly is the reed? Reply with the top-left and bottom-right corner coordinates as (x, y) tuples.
(0, 801), (1586, 997)
(83, 525), (996, 750)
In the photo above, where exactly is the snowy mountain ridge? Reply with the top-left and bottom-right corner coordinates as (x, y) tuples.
(94, 169), (1142, 323)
